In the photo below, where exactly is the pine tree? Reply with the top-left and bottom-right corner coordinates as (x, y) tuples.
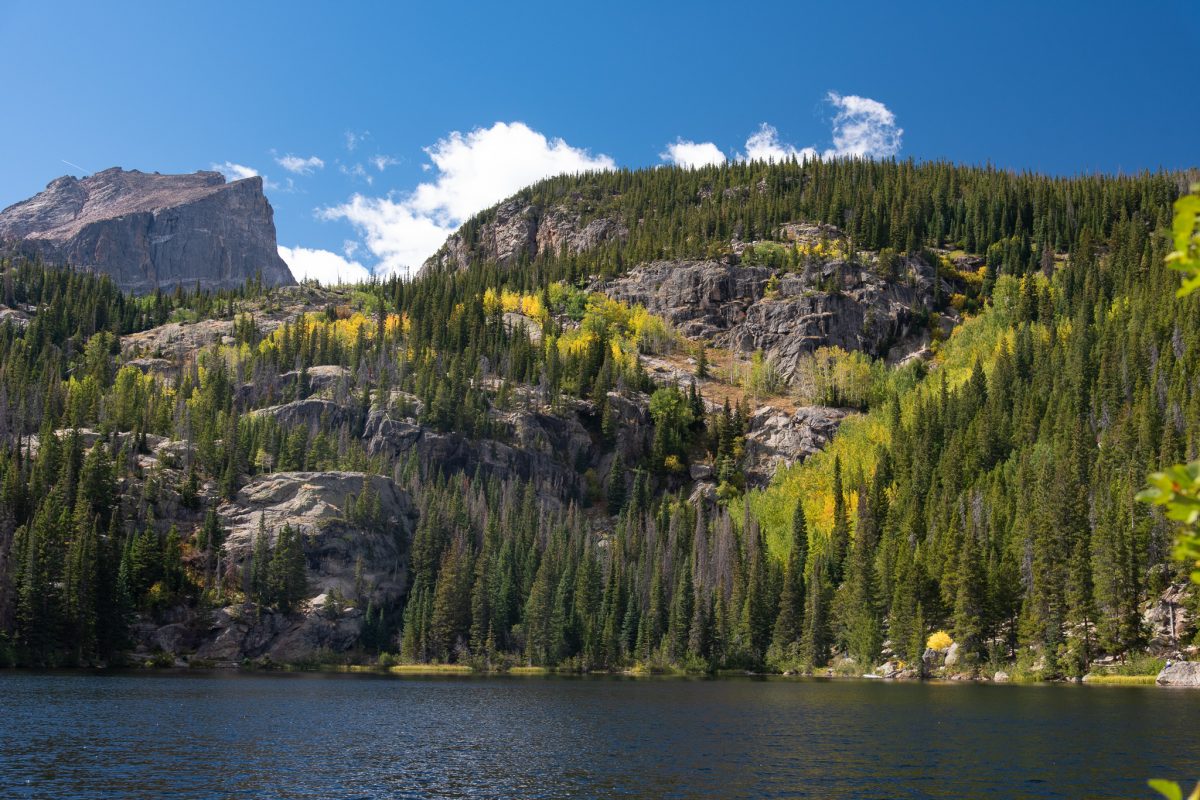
(828, 457), (849, 586)
(908, 602), (927, 678)
(952, 526), (985, 665)
(800, 557), (830, 670)
(770, 501), (808, 665)
(524, 553), (555, 665)
(606, 453), (626, 515)
(128, 524), (161, 602)
(666, 559), (693, 663)
(250, 515), (270, 605)
(63, 515), (99, 662)
(844, 485), (881, 668)
(428, 535), (473, 661)
(267, 524), (307, 613)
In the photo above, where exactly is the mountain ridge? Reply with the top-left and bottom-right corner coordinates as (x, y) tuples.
(0, 167), (295, 293)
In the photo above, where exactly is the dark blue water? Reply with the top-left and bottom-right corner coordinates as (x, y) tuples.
(0, 672), (1196, 799)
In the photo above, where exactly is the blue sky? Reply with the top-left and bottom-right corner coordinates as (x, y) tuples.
(1, 1), (1196, 282)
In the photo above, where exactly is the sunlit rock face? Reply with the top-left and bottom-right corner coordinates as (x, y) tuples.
(0, 167), (295, 293)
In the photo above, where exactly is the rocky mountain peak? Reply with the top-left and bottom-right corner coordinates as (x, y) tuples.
(0, 167), (295, 293)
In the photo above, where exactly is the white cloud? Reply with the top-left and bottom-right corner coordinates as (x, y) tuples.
(344, 130), (369, 152)
(660, 139), (726, 169)
(370, 155), (399, 172)
(822, 92), (903, 159)
(742, 123), (817, 163)
(278, 245), (372, 285)
(664, 92), (902, 168)
(211, 161), (259, 181)
(339, 162), (373, 185)
(410, 122), (616, 222)
(320, 196), (453, 278)
(323, 121), (615, 276)
(275, 154), (325, 175)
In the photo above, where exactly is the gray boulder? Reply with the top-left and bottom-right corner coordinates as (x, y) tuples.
(944, 642), (961, 668)
(197, 603), (367, 664)
(279, 365), (352, 397)
(923, 647), (945, 670)
(122, 318), (235, 359)
(1156, 661), (1200, 687)
(604, 260), (770, 340)
(364, 401), (609, 505)
(877, 660), (903, 679)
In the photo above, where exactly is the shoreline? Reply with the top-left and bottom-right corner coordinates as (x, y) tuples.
(0, 661), (1180, 686)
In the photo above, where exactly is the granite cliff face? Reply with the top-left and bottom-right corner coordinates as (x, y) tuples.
(602, 255), (946, 380)
(131, 471), (416, 664)
(422, 197), (627, 274)
(0, 167), (295, 293)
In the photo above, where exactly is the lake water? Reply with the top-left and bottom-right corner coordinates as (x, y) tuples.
(0, 672), (1197, 799)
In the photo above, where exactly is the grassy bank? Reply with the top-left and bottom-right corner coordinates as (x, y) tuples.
(1082, 674), (1158, 685)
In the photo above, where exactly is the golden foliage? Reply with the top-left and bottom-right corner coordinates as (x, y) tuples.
(926, 631), (954, 651)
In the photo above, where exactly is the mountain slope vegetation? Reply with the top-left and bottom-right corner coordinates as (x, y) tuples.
(0, 159), (1194, 677)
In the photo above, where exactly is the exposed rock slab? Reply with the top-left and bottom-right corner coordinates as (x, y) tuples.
(250, 398), (359, 432)
(1143, 583), (1194, 653)
(363, 403), (601, 504)
(603, 255), (944, 378)
(743, 405), (851, 485)
(121, 319), (236, 359)
(188, 471), (416, 662)
(423, 198), (626, 273)
(1156, 661), (1200, 687)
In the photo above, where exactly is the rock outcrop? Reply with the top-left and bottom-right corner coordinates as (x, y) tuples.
(743, 405), (851, 485)
(121, 318), (239, 359)
(0, 167), (295, 293)
(603, 255), (946, 379)
(422, 197), (626, 274)
(179, 472), (416, 663)
(250, 398), (359, 432)
(1143, 582), (1194, 653)
(1156, 661), (1200, 687)
(363, 403), (604, 504)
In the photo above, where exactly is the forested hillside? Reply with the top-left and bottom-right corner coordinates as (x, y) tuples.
(0, 159), (1194, 678)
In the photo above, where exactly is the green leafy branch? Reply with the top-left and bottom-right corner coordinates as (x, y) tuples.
(1138, 185), (1200, 586)
(1137, 462), (1200, 584)
(1166, 186), (1200, 297)
(1149, 779), (1200, 800)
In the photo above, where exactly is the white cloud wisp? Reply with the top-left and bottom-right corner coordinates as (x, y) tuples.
(275, 154), (325, 175)
(211, 161), (259, 181)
